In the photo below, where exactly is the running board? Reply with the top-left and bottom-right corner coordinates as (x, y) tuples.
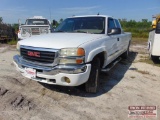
(101, 57), (121, 72)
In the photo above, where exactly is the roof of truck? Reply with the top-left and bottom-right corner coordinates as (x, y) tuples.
(28, 16), (47, 19)
(69, 15), (112, 18)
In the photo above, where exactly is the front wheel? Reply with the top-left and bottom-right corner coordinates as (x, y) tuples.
(85, 57), (101, 93)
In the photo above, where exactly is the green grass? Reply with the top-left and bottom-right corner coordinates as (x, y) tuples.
(131, 37), (148, 45)
(7, 39), (17, 45)
(139, 57), (160, 67)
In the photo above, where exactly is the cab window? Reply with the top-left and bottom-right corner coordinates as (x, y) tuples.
(115, 19), (121, 28)
(108, 18), (116, 29)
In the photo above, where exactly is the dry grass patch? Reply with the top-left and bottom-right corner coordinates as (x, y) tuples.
(130, 76), (136, 79)
(139, 58), (160, 67)
(136, 70), (150, 75)
(131, 38), (147, 45)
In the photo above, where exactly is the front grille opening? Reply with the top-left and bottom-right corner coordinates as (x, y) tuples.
(36, 77), (56, 83)
(31, 28), (40, 35)
(49, 79), (56, 83)
(36, 69), (43, 72)
(36, 76), (46, 80)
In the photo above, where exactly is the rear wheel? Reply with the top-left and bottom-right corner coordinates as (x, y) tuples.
(85, 57), (100, 93)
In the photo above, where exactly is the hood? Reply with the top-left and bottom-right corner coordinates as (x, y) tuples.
(19, 33), (104, 49)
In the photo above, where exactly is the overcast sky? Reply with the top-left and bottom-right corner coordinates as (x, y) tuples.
(0, 0), (160, 24)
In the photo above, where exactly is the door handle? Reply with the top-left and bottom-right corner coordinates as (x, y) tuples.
(117, 38), (119, 41)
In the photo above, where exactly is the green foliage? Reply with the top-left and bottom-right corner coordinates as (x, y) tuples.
(12, 23), (19, 32)
(52, 18), (64, 28)
(0, 17), (3, 23)
(139, 57), (160, 67)
(120, 20), (152, 38)
(59, 18), (63, 23)
(7, 39), (17, 45)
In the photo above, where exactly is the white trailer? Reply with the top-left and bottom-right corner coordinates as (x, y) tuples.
(148, 15), (160, 62)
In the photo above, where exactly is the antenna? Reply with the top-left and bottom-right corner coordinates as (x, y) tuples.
(97, 12), (100, 15)
(49, 8), (51, 21)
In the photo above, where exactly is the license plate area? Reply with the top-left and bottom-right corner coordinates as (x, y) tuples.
(24, 67), (36, 78)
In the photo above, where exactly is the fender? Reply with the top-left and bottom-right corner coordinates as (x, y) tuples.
(86, 46), (107, 63)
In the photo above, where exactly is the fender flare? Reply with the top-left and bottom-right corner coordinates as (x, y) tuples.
(86, 46), (107, 63)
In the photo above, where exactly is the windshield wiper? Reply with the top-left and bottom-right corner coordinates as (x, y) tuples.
(74, 30), (87, 33)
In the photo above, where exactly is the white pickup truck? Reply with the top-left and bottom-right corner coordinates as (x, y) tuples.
(18, 16), (52, 40)
(13, 15), (131, 93)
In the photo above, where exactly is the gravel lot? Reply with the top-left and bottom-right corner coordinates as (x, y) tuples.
(0, 43), (160, 120)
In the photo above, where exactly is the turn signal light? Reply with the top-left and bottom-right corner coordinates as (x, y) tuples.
(76, 59), (83, 64)
(77, 48), (85, 56)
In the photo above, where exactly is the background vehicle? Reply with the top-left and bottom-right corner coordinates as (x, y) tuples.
(18, 16), (52, 40)
(148, 14), (160, 62)
(14, 15), (131, 93)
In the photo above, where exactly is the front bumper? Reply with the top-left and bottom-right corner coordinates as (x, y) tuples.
(13, 55), (91, 86)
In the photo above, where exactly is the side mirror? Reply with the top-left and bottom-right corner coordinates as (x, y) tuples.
(108, 28), (121, 35)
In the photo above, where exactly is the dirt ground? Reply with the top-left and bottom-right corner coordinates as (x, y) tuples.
(0, 42), (160, 120)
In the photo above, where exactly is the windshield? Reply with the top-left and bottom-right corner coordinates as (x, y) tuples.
(25, 19), (49, 25)
(55, 17), (105, 34)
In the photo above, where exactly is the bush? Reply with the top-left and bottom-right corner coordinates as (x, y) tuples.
(120, 20), (152, 38)
(7, 39), (17, 45)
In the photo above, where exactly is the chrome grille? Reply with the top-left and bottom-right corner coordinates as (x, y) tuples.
(20, 47), (55, 63)
(31, 28), (40, 35)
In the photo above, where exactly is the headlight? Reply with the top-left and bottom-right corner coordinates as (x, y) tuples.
(41, 29), (48, 33)
(59, 48), (85, 64)
(44, 29), (48, 33)
(22, 28), (30, 34)
(22, 29), (27, 34)
(16, 42), (20, 51)
(60, 48), (85, 56)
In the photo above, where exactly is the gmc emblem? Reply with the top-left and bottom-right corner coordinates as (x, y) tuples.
(27, 51), (40, 57)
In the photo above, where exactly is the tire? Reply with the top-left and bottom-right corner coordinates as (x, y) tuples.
(151, 55), (160, 63)
(121, 42), (130, 59)
(85, 57), (100, 93)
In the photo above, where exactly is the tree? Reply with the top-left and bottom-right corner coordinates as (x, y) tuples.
(12, 23), (19, 31)
(142, 19), (148, 22)
(0, 17), (3, 23)
(59, 18), (63, 23)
